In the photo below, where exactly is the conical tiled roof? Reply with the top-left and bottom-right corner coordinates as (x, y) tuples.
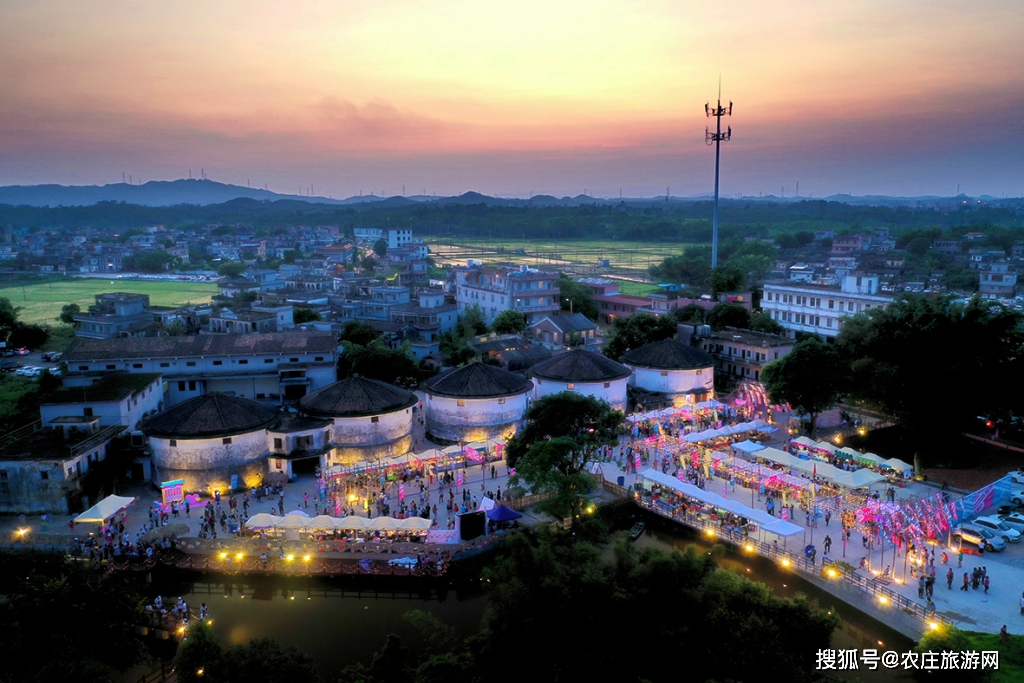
(145, 393), (278, 439)
(619, 338), (714, 370)
(530, 349), (631, 382)
(424, 363), (532, 399)
(300, 376), (417, 418)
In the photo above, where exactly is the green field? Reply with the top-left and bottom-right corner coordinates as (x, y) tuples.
(0, 278), (217, 325)
(426, 237), (689, 292)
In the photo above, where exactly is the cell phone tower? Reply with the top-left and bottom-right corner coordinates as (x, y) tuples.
(706, 83), (733, 268)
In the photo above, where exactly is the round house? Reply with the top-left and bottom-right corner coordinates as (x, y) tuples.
(529, 349), (631, 411)
(423, 363), (533, 443)
(146, 392), (279, 495)
(620, 338), (715, 408)
(299, 376), (417, 465)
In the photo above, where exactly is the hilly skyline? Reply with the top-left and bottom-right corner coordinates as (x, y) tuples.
(1, 178), (1021, 210)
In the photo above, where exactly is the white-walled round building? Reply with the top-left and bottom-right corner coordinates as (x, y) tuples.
(529, 349), (631, 411)
(299, 376), (417, 465)
(620, 338), (715, 408)
(423, 363), (533, 443)
(146, 392), (279, 495)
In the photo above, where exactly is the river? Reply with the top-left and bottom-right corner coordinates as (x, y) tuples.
(157, 512), (913, 682)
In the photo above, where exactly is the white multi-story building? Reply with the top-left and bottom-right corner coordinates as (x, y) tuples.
(761, 274), (893, 338)
(62, 331), (339, 405)
(454, 265), (560, 325)
(979, 261), (1017, 299)
(387, 229), (414, 250)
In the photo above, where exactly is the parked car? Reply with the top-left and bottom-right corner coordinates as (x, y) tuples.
(41, 352), (62, 362)
(14, 347), (30, 356)
(0, 349), (13, 358)
(953, 524), (1006, 552)
(973, 516), (1022, 543)
(1008, 489), (1024, 506)
(1011, 470), (1024, 485)
(23, 367), (42, 378)
(998, 512), (1024, 532)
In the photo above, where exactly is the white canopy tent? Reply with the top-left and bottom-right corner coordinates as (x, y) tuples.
(732, 440), (766, 456)
(244, 513), (280, 529)
(74, 495), (135, 524)
(399, 517), (433, 531)
(641, 469), (803, 536)
(882, 458), (914, 473)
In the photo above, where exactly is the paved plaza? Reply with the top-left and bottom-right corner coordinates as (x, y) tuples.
(3, 402), (1021, 635)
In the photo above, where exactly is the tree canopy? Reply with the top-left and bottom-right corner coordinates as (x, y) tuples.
(59, 302), (81, 327)
(602, 312), (677, 360)
(0, 551), (147, 683)
(554, 275), (599, 321)
(293, 307), (322, 324)
(338, 340), (423, 389)
(706, 301), (751, 330)
(491, 309), (526, 335)
(835, 294), (1024, 455)
(762, 337), (848, 435)
(0, 295), (48, 350)
(217, 260), (247, 277)
(507, 392), (622, 514)
(372, 238), (388, 257)
(341, 320), (381, 347)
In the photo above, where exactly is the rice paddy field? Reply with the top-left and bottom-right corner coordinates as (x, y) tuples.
(0, 278), (217, 325)
(425, 237), (686, 295)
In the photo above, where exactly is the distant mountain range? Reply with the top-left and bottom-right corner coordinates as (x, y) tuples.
(0, 178), (1019, 209)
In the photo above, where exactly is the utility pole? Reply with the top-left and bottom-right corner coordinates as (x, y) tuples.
(705, 83), (733, 268)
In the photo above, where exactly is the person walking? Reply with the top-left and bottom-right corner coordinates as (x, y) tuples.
(957, 551), (963, 568)
(961, 573), (970, 591)
(825, 510), (831, 527)
(946, 568), (954, 590)
(984, 576), (990, 594)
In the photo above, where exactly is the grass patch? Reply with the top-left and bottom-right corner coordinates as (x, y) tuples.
(963, 631), (1024, 683)
(0, 278), (216, 326)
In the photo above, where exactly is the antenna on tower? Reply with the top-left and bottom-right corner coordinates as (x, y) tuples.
(122, 171), (126, 183)
(705, 80), (733, 268)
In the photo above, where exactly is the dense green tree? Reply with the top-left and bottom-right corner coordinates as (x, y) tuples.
(603, 312), (677, 359)
(835, 294), (1024, 460)
(460, 304), (489, 336)
(671, 303), (706, 324)
(747, 310), (786, 335)
(762, 337), (848, 435)
(124, 249), (174, 273)
(913, 626), (990, 683)
(361, 255), (378, 271)
(293, 307), (321, 324)
(338, 340), (423, 388)
(706, 302), (751, 330)
(282, 249), (302, 264)
(707, 264), (745, 295)
(554, 276), (599, 320)
(217, 260), (247, 277)
(0, 552), (147, 683)
(942, 266), (979, 292)
(507, 393), (622, 514)
(906, 236), (931, 256)
(219, 638), (323, 683)
(8, 323), (48, 350)
(491, 309), (526, 335)
(176, 621), (224, 683)
(341, 320), (381, 346)
(648, 245), (712, 289)
(58, 302), (81, 327)
(373, 238), (388, 258)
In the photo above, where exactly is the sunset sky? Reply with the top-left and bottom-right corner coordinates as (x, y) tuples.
(1, 0), (1021, 198)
